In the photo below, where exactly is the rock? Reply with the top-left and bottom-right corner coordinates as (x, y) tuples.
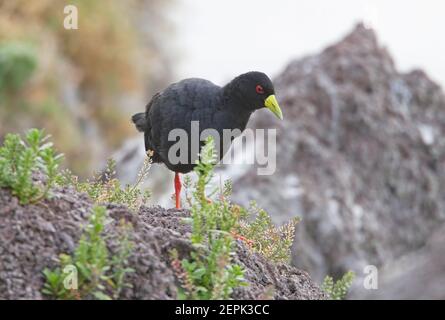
(230, 23), (445, 287)
(0, 187), (325, 300)
(351, 224), (445, 299)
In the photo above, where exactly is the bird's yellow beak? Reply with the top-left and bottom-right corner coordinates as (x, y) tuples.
(264, 95), (283, 120)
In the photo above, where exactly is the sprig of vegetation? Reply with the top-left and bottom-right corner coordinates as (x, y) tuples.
(236, 202), (300, 264)
(321, 271), (356, 300)
(0, 129), (63, 204)
(42, 206), (134, 300)
(170, 249), (197, 299)
(175, 137), (247, 300)
(110, 219), (135, 299)
(173, 137), (303, 299)
(57, 152), (152, 210)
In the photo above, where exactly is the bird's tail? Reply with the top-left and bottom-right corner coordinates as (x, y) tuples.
(132, 112), (148, 132)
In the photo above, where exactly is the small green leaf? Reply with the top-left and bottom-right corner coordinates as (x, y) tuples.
(93, 291), (112, 300)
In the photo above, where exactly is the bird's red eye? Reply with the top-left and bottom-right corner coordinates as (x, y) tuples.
(255, 85), (264, 94)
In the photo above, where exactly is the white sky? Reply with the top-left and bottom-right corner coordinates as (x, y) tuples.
(172, 0), (445, 87)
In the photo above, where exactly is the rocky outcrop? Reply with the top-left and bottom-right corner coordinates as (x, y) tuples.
(0, 187), (326, 300)
(351, 225), (445, 299)
(231, 23), (445, 294)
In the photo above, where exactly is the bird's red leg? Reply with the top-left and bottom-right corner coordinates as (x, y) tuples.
(174, 172), (182, 209)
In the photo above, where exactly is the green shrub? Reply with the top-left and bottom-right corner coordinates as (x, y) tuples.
(321, 271), (355, 300)
(57, 153), (152, 210)
(173, 137), (247, 300)
(0, 128), (63, 204)
(172, 137), (303, 299)
(236, 202), (300, 264)
(0, 42), (37, 93)
(42, 206), (134, 300)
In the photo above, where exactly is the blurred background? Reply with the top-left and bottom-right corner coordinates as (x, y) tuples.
(1, 0), (444, 298)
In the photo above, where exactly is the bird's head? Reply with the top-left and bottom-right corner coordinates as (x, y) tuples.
(225, 71), (283, 120)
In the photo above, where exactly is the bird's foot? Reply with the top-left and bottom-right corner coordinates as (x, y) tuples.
(174, 172), (182, 209)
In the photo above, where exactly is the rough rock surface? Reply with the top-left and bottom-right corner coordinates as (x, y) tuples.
(231, 23), (445, 290)
(351, 225), (445, 299)
(0, 187), (326, 300)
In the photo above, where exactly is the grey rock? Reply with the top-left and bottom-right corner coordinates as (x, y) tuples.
(230, 23), (445, 288)
(0, 186), (325, 300)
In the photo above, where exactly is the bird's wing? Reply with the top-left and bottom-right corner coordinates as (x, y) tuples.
(147, 79), (222, 165)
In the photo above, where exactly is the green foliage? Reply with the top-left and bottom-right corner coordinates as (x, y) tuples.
(0, 129), (63, 204)
(236, 202), (300, 264)
(42, 206), (134, 300)
(57, 153), (152, 210)
(110, 219), (135, 299)
(0, 41), (37, 93)
(175, 137), (247, 300)
(173, 137), (303, 299)
(322, 271), (356, 300)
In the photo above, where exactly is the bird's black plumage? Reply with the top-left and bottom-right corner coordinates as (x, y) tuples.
(132, 71), (279, 173)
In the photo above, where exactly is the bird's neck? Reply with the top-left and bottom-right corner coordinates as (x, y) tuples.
(220, 88), (251, 129)
(222, 81), (254, 113)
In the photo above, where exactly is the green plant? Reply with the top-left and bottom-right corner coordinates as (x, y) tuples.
(110, 219), (135, 299)
(236, 202), (300, 264)
(175, 137), (247, 299)
(42, 206), (134, 300)
(321, 271), (356, 300)
(173, 137), (303, 299)
(57, 152), (152, 210)
(0, 41), (37, 93)
(0, 128), (63, 204)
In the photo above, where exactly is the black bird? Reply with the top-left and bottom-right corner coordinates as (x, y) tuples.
(132, 71), (283, 208)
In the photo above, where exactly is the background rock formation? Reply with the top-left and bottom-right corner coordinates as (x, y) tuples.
(351, 224), (445, 299)
(230, 24), (445, 297)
